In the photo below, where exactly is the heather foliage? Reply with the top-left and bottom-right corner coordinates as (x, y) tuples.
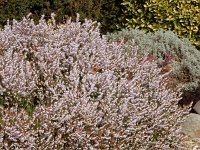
(107, 29), (200, 92)
(0, 14), (189, 149)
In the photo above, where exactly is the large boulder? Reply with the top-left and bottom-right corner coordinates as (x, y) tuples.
(182, 113), (200, 138)
(193, 101), (200, 115)
(181, 113), (200, 149)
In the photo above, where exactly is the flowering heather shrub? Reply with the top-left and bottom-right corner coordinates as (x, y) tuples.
(0, 14), (189, 149)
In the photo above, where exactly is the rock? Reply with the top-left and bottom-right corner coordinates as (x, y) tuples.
(181, 113), (200, 139)
(193, 101), (200, 115)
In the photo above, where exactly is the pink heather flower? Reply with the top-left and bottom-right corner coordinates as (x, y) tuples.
(0, 14), (189, 149)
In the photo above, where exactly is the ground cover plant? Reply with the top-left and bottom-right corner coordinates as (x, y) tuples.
(107, 28), (200, 93)
(0, 14), (189, 149)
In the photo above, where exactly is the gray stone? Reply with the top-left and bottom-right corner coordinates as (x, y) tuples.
(181, 113), (200, 139)
(193, 101), (200, 115)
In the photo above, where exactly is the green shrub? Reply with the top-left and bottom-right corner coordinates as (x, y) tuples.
(107, 28), (200, 91)
(99, 0), (123, 33)
(0, 0), (102, 29)
(0, 0), (122, 33)
(0, 0), (30, 28)
(117, 0), (200, 49)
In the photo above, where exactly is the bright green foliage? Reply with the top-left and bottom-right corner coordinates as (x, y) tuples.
(107, 28), (200, 91)
(117, 0), (200, 49)
(117, 0), (149, 31)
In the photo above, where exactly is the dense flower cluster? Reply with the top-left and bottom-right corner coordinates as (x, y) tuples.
(0, 14), (189, 149)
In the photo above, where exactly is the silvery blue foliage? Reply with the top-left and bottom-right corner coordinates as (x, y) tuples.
(106, 29), (200, 91)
